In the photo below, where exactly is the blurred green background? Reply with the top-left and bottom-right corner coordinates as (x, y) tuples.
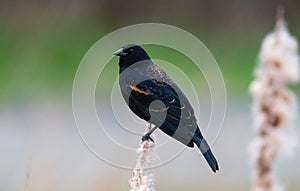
(1, 0), (299, 102)
(1, 0), (299, 191)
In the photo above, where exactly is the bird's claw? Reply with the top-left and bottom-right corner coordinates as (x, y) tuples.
(141, 133), (154, 142)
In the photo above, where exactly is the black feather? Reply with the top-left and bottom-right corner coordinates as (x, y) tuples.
(115, 44), (219, 172)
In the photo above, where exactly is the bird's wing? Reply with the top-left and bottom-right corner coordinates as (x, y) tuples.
(129, 79), (197, 137)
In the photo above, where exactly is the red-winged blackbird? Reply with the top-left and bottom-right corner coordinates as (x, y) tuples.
(113, 44), (219, 172)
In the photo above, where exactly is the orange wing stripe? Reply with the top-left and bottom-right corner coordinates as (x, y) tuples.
(130, 85), (151, 95)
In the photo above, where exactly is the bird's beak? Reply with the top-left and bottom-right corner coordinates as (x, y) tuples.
(113, 48), (127, 56)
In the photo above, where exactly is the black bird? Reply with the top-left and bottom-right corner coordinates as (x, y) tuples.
(113, 44), (219, 173)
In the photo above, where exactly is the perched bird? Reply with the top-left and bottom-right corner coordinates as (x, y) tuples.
(113, 44), (219, 172)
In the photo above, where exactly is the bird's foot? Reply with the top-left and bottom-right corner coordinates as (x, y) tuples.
(141, 133), (154, 142)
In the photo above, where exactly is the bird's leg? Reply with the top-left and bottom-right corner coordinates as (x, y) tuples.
(141, 124), (158, 142)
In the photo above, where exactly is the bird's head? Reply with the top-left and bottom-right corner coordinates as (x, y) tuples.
(113, 44), (151, 70)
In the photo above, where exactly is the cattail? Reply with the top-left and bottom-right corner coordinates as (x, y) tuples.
(129, 124), (157, 191)
(249, 7), (299, 191)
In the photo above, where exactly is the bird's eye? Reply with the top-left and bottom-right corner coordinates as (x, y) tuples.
(124, 48), (134, 54)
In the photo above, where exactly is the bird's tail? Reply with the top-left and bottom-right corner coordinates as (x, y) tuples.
(193, 134), (219, 173)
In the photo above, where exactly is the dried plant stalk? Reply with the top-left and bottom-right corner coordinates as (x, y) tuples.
(129, 124), (157, 191)
(249, 8), (299, 191)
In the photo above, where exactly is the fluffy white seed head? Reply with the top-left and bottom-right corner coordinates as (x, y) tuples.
(249, 12), (299, 191)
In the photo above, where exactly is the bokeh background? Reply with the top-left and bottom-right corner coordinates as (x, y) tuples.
(1, 0), (300, 190)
